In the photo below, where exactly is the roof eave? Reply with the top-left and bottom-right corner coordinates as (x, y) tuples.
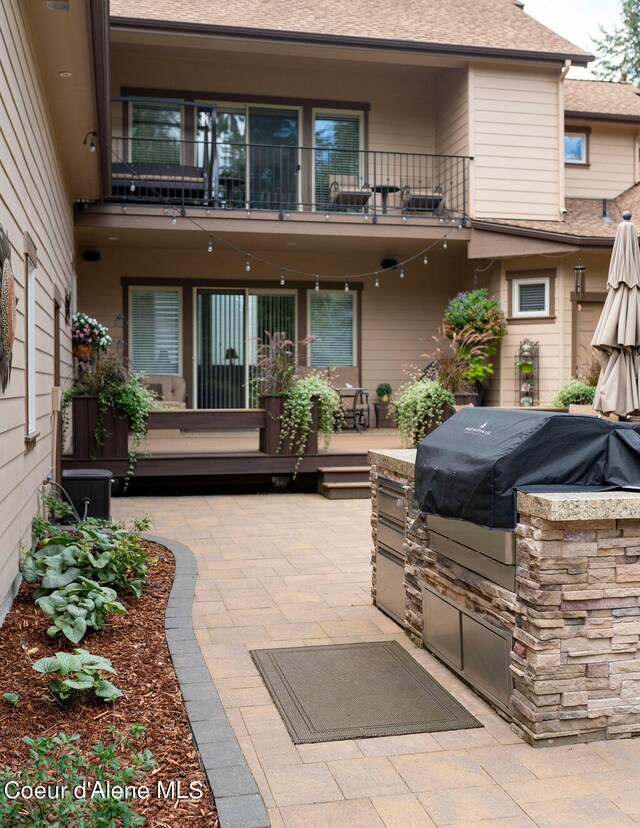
(471, 219), (615, 247)
(109, 17), (594, 66)
(565, 109), (640, 125)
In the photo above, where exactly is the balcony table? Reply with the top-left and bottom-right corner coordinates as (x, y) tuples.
(371, 184), (400, 214)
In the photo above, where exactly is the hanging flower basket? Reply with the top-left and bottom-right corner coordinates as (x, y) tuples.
(73, 342), (94, 361)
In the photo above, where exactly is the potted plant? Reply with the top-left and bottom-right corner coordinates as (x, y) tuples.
(552, 379), (596, 408)
(443, 289), (507, 402)
(392, 377), (455, 448)
(63, 355), (156, 485)
(427, 326), (495, 406)
(253, 332), (342, 468)
(72, 312), (112, 362)
(376, 383), (392, 403)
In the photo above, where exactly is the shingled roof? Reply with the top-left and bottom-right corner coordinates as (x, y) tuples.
(565, 79), (640, 123)
(474, 184), (640, 246)
(110, 0), (592, 64)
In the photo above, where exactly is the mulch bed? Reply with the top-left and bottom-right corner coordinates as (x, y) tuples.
(0, 539), (219, 827)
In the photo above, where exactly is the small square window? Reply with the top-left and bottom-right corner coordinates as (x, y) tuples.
(565, 132), (587, 164)
(512, 277), (550, 318)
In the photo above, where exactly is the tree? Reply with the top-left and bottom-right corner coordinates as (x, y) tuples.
(591, 0), (640, 85)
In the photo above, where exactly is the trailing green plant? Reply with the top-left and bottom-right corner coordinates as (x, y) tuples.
(376, 382), (392, 398)
(443, 288), (507, 351)
(0, 725), (156, 827)
(36, 577), (127, 644)
(392, 378), (455, 448)
(31, 514), (54, 543)
(279, 374), (344, 473)
(62, 356), (157, 486)
(552, 380), (596, 408)
(32, 649), (122, 705)
(22, 526), (149, 599)
(40, 490), (75, 521)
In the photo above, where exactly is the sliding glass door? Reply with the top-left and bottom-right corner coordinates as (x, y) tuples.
(195, 288), (296, 408)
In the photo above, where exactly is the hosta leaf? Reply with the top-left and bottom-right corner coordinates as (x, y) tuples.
(61, 547), (81, 567)
(63, 673), (94, 690)
(41, 566), (82, 590)
(32, 656), (62, 674)
(20, 556), (40, 583)
(94, 679), (122, 701)
(54, 652), (82, 674)
(75, 651), (115, 672)
(60, 617), (87, 644)
(36, 596), (56, 616)
(47, 625), (61, 638)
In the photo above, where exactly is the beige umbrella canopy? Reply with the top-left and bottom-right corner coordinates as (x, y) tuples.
(592, 211), (640, 416)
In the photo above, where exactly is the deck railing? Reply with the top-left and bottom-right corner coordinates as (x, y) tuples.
(110, 136), (470, 221)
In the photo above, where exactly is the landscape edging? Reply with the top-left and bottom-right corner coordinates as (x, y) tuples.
(145, 534), (270, 828)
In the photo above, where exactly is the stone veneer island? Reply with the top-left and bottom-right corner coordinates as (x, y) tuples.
(369, 448), (640, 746)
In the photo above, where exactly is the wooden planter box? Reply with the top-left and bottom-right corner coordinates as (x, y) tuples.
(454, 391), (478, 407)
(71, 396), (129, 462)
(259, 395), (319, 457)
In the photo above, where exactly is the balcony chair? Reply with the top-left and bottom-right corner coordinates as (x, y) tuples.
(328, 175), (371, 212)
(400, 183), (445, 215)
(329, 367), (370, 432)
(111, 162), (208, 204)
(142, 374), (187, 409)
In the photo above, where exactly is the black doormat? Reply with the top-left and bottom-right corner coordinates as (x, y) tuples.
(250, 640), (481, 744)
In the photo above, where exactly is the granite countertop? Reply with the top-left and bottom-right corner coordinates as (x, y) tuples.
(517, 490), (640, 522)
(368, 449), (416, 478)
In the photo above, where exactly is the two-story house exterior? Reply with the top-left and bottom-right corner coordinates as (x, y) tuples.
(75, 0), (594, 413)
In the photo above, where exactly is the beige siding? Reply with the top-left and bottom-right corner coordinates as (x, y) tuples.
(0, 0), (73, 610)
(436, 69), (469, 157)
(565, 121), (638, 199)
(494, 252), (609, 407)
(471, 64), (562, 220)
(77, 245), (472, 406)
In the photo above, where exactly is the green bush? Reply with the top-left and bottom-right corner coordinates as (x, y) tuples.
(444, 289), (507, 346)
(376, 383), (392, 398)
(36, 578), (127, 644)
(32, 649), (122, 705)
(552, 380), (596, 407)
(393, 380), (455, 448)
(0, 726), (156, 827)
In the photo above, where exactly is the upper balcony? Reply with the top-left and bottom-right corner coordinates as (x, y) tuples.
(104, 97), (471, 227)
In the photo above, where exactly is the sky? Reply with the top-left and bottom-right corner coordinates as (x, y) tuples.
(521, 0), (622, 77)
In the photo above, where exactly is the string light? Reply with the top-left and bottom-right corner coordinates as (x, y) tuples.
(87, 133), (459, 287)
(280, 272), (285, 286)
(423, 255), (428, 266)
(129, 181), (136, 193)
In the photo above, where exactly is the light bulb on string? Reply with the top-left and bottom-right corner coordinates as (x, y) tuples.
(172, 211), (177, 225)
(374, 273), (379, 288)
(443, 239), (448, 250)
(423, 254), (428, 266)
(129, 181), (136, 193)
(344, 280), (349, 292)
(245, 260), (251, 272)
(207, 236), (213, 253)
(400, 267), (405, 279)
(280, 272), (285, 286)
(315, 276), (320, 291)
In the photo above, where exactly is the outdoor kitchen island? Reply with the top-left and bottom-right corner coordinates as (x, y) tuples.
(369, 446), (640, 746)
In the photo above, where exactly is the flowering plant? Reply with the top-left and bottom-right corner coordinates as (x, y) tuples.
(520, 382), (532, 393)
(72, 313), (112, 352)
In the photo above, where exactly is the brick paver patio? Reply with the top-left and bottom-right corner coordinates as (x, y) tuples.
(113, 493), (640, 827)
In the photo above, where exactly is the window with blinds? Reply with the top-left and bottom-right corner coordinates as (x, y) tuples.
(308, 291), (355, 366)
(513, 278), (549, 317)
(314, 112), (362, 209)
(131, 103), (182, 165)
(130, 287), (181, 374)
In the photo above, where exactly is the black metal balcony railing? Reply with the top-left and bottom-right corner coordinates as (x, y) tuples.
(110, 136), (470, 221)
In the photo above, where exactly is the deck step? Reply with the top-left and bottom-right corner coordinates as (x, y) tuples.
(317, 465), (371, 485)
(321, 482), (371, 500)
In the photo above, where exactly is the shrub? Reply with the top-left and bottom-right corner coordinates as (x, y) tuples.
(0, 726), (156, 827)
(552, 380), (596, 408)
(32, 649), (122, 705)
(393, 379), (455, 448)
(252, 331), (314, 397)
(376, 383), (392, 398)
(36, 578), (127, 644)
(443, 289), (507, 347)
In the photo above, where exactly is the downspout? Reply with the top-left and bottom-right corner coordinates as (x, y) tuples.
(558, 60), (570, 220)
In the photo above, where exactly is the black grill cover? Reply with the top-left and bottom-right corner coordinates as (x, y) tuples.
(415, 408), (640, 530)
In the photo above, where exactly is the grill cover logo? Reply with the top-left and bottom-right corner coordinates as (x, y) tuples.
(464, 421), (492, 436)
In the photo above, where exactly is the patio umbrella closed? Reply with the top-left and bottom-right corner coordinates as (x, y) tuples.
(592, 211), (640, 417)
